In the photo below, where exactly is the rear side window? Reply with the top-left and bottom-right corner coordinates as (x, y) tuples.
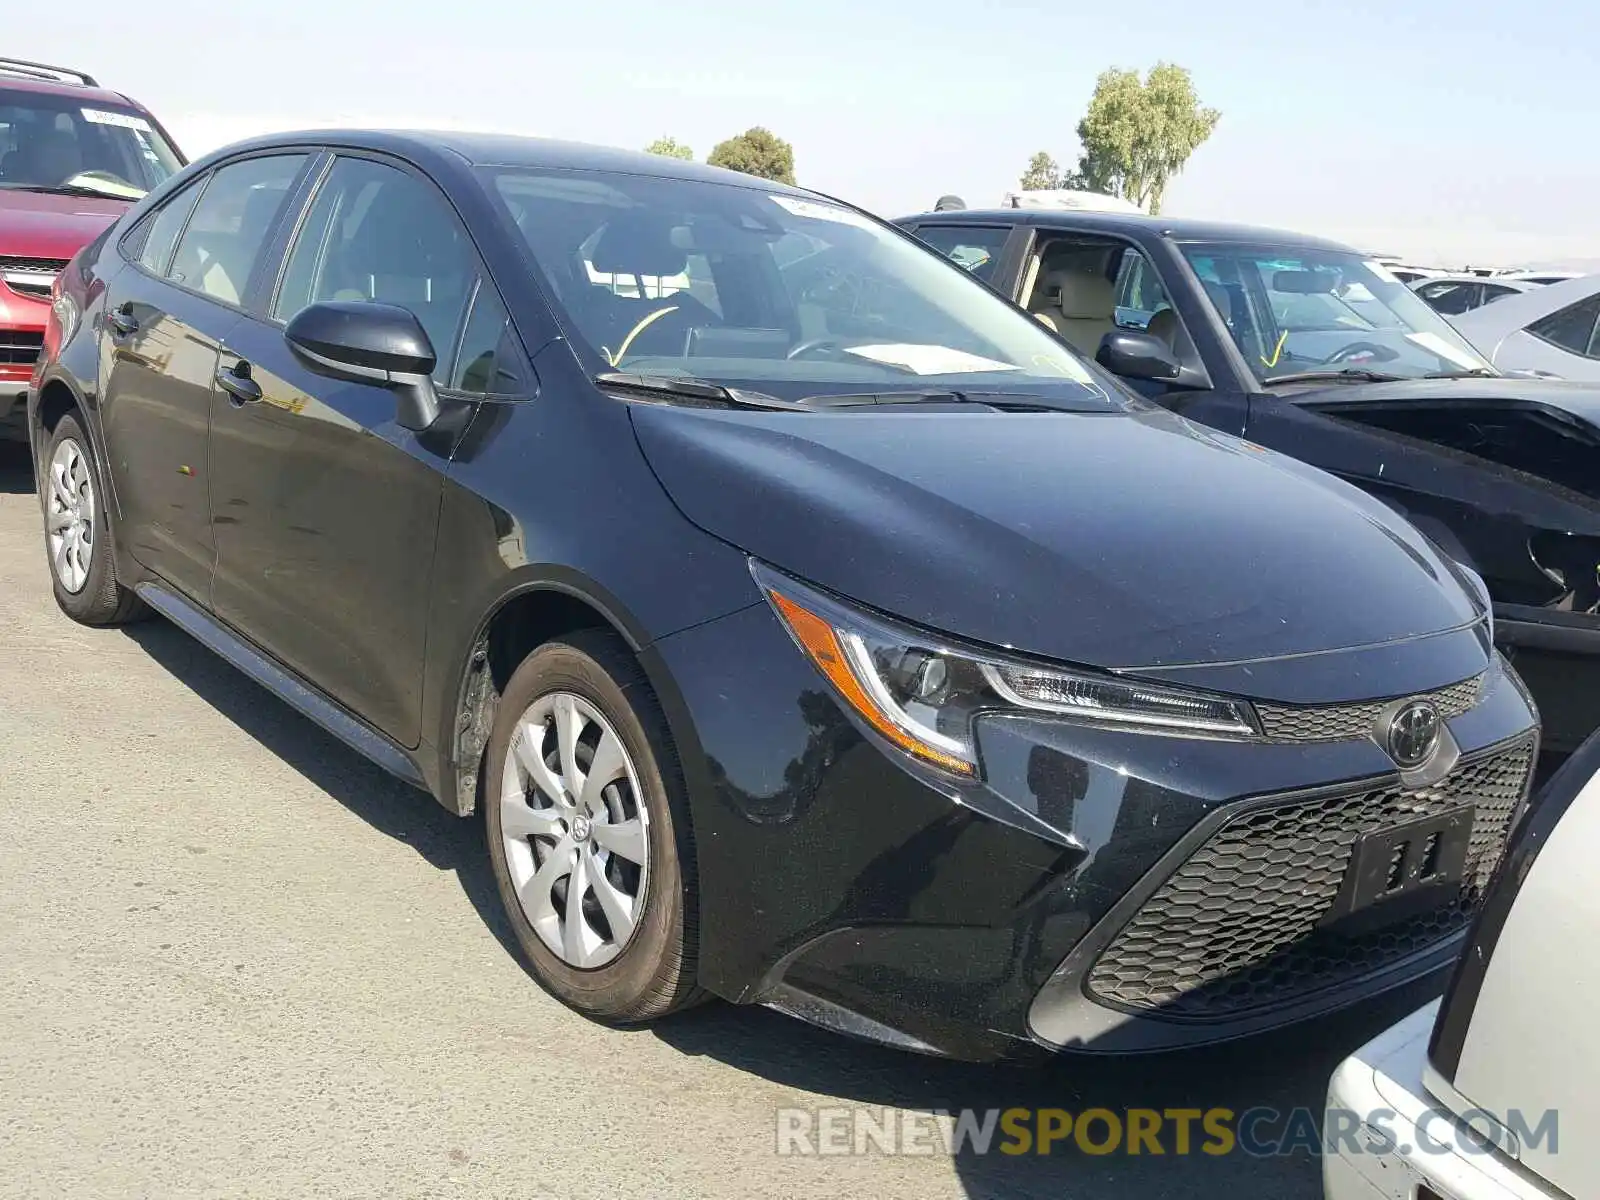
(272, 156), (474, 384)
(1527, 294), (1600, 359)
(168, 154), (306, 305)
(134, 181), (203, 276)
(911, 224), (1010, 283)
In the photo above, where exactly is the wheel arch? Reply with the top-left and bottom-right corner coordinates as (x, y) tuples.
(439, 569), (704, 823)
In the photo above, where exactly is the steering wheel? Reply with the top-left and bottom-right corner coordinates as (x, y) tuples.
(1323, 341), (1398, 366)
(787, 337), (842, 361)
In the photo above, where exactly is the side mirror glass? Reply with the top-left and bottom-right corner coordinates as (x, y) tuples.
(1095, 329), (1182, 383)
(285, 301), (441, 431)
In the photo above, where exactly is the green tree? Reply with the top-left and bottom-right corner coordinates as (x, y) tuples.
(1064, 63), (1219, 215)
(1018, 151), (1063, 191)
(644, 136), (694, 161)
(706, 127), (796, 185)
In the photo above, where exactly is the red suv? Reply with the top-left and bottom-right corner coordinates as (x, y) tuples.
(1, 59), (183, 439)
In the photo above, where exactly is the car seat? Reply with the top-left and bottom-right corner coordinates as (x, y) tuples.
(1044, 267), (1117, 356)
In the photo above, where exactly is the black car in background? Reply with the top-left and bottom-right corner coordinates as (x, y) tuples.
(30, 133), (1536, 1061)
(899, 208), (1600, 760)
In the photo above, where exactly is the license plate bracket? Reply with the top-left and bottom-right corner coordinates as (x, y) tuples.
(1323, 807), (1474, 930)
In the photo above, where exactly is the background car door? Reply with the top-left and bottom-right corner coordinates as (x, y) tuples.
(207, 154), (478, 748)
(100, 153), (308, 603)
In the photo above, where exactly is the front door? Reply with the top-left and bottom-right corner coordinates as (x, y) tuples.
(208, 154), (478, 747)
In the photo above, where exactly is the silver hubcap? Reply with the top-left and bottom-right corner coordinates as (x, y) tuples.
(500, 692), (651, 969)
(46, 438), (95, 594)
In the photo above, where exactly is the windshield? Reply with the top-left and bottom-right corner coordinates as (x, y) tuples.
(0, 88), (181, 200)
(1178, 242), (1496, 383)
(487, 167), (1110, 405)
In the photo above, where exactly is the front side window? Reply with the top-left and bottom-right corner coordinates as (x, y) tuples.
(274, 157), (474, 383)
(1417, 281), (1481, 316)
(1527, 294), (1600, 359)
(1178, 243), (1495, 383)
(489, 168), (1107, 404)
(168, 154), (306, 305)
(911, 224), (1011, 284)
(0, 87), (181, 200)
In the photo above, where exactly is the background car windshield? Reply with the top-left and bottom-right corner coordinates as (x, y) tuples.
(489, 167), (1109, 402)
(1179, 243), (1495, 382)
(0, 88), (180, 199)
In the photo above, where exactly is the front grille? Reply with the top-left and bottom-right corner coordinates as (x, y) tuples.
(0, 256), (65, 302)
(0, 329), (43, 367)
(1086, 734), (1534, 1020)
(1255, 673), (1484, 742)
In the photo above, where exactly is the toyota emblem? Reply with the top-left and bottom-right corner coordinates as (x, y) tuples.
(1387, 701), (1441, 769)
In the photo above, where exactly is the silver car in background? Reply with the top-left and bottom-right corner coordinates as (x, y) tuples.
(1449, 274), (1600, 381)
(1323, 730), (1600, 1200)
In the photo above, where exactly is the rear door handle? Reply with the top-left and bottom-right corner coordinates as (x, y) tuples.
(216, 361), (263, 405)
(108, 304), (139, 337)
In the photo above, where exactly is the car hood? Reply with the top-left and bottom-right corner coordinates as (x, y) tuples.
(0, 189), (128, 260)
(1282, 374), (1600, 423)
(629, 403), (1483, 673)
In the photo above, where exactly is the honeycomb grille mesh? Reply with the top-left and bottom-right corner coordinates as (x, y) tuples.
(1254, 673), (1484, 743)
(1085, 735), (1534, 1020)
(0, 256), (70, 274)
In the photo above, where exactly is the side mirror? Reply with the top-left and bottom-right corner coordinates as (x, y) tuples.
(1095, 329), (1182, 383)
(284, 301), (441, 431)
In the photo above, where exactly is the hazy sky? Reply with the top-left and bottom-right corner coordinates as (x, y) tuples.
(20, 0), (1598, 266)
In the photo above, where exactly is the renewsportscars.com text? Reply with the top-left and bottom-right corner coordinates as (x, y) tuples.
(774, 1105), (1559, 1158)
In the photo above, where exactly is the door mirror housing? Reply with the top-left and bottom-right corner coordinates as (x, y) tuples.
(1095, 330), (1182, 383)
(284, 301), (441, 431)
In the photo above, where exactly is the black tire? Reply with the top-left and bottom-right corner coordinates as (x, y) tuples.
(40, 414), (146, 626)
(484, 630), (706, 1023)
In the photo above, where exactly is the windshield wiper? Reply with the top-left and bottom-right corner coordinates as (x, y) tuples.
(593, 372), (805, 410)
(1263, 368), (1408, 386)
(1425, 368), (1497, 379)
(0, 182), (141, 200)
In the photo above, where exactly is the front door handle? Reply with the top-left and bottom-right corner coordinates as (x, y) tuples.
(216, 361), (263, 406)
(108, 303), (139, 337)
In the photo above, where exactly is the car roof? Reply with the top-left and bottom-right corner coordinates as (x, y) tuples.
(0, 70), (147, 110)
(205, 128), (815, 195)
(895, 207), (1359, 252)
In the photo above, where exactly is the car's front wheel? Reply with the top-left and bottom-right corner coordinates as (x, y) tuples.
(484, 631), (704, 1022)
(41, 414), (145, 626)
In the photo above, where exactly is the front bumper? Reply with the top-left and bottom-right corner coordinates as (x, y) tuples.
(650, 602), (1539, 1061)
(1, 286), (47, 441)
(1324, 1001), (1557, 1200)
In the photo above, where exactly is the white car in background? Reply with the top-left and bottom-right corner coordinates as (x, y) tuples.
(1411, 275), (1535, 317)
(1324, 733), (1600, 1200)
(1449, 274), (1600, 381)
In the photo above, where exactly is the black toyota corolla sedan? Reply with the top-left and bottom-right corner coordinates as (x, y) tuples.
(30, 131), (1537, 1061)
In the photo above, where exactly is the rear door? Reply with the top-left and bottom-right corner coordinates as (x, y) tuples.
(208, 153), (486, 748)
(100, 152), (309, 602)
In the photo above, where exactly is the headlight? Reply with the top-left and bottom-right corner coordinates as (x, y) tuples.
(752, 562), (1259, 777)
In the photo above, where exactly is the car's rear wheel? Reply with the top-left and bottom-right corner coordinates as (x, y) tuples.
(484, 631), (704, 1022)
(41, 414), (145, 626)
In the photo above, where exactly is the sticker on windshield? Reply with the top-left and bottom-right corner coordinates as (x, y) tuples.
(1364, 260), (1401, 285)
(768, 195), (873, 228)
(82, 108), (152, 132)
(1406, 331), (1485, 371)
(843, 344), (1021, 375)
